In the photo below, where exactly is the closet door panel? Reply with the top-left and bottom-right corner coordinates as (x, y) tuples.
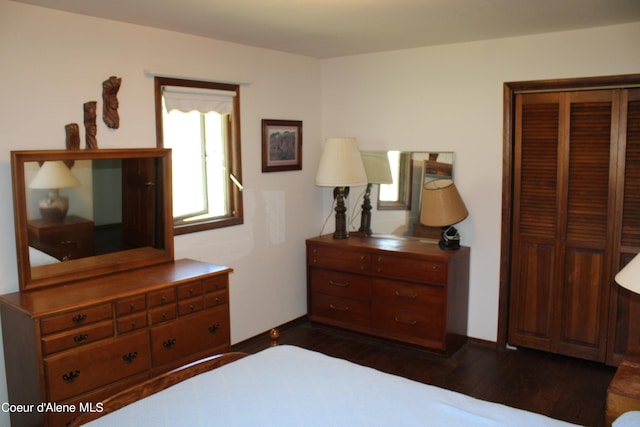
(508, 93), (560, 350)
(509, 90), (616, 362)
(508, 243), (555, 349)
(609, 89), (640, 364)
(565, 92), (614, 246)
(558, 249), (606, 359)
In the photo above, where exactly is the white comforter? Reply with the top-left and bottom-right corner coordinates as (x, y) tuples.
(86, 345), (579, 426)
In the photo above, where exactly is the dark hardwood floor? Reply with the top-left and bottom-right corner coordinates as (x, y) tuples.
(232, 320), (616, 427)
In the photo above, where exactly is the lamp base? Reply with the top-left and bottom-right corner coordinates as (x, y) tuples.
(333, 186), (350, 239)
(358, 183), (373, 236)
(39, 190), (69, 223)
(439, 225), (461, 250)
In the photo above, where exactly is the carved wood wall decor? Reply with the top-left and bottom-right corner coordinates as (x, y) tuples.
(64, 123), (80, 167)
(83, 101), (98, 149)
(102, 76), (121, 129)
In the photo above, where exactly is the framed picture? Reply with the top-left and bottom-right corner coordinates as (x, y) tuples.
(262, 119), (302, 172)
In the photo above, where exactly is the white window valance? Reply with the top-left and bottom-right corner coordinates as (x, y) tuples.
(162, 86), (236, 114)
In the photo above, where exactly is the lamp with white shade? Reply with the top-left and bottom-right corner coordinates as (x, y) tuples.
(419, 178), (468, 250)
(616, 254), (640, 294)
(316, 137), (367, 239)
(358, 151), (393, 235)
(29, 161), (81, 222)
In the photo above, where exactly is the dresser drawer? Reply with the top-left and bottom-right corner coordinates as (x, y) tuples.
(372, 304), (446, 346)
(372, 279), (445, 310)
(177, 281), (203, 300)
(203, 275), (228, 293)
(117, 311), (148, 334)
(150, 306), (230, 367)
(148, 304), (177, 325)
(308, 245), (371, 273)
(116, 294), (147, 316)
(310, 293), (370, 327)
(204, 290), (228, 308)
(309, 268), (371, 301)
(44, 331), (150, 402)
(49, 373), (149, 427)
(41, 320), (114, 356)
(374, 254), (446, 284)
(148, 288), (176, 307)
(178, 296), (204, 316)
(40, 303), (113, 335)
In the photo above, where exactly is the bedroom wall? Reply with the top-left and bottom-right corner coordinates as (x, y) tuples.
(321, 21), (640, 342)
(0, 0), (323, 417)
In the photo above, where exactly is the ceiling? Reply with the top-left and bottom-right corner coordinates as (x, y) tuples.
(13, 0), (640, 58)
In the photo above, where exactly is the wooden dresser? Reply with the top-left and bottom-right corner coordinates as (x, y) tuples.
(606, 346), (640, 426)
(0, 259), (231, 427)
(28, 216), (95, 261)
(306, 234), (470, 355)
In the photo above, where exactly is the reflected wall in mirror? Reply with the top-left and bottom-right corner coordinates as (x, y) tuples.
(12, 148), (174, 291)
(353, 151), (454, 237)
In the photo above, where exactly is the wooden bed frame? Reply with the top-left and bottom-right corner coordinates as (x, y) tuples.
(68, 352), (248, 426)
(69, 329), (281, 426)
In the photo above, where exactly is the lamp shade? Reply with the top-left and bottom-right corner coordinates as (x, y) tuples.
(29, 161), (81, 189)
(361, 152), (393, 184)
(615, 254), (640, 294)
(419, 179), (468, 227)
(315, 138), (367, 187)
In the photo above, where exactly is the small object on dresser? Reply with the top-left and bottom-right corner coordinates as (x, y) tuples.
(419, 179), (468, 250)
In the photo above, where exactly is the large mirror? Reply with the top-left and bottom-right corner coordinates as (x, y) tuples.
(12, 148), (174, 290)
(352, 151), (454, 237)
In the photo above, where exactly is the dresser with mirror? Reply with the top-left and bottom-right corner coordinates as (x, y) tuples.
(0, 148), (232, 427)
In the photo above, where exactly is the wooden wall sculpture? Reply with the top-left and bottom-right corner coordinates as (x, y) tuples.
(102, 76), (121, 129)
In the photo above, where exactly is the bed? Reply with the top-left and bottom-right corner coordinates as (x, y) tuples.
(71, 344), (585, 426)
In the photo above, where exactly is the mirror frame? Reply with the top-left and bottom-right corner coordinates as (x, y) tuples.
(12, 148), (174, 291)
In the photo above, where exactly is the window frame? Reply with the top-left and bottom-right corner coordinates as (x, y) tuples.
(154, 76), (243, 235)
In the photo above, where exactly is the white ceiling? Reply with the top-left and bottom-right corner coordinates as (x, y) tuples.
(13, 0), (640, 58)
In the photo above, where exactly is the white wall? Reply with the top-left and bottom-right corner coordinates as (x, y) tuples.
(1, 0), (639, 422)
(0, 0), (323, 419)
(321, 21), (640, 343)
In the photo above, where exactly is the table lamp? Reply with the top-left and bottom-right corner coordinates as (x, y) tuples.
(419, 178), (468, 250)
(29, 161), (81, 222)
(316, 137), (367, 239)
(615, 254), (640, 294)
(358, 151), (393, 235)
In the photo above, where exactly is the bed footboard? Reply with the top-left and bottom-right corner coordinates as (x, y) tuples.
(69, 351), (248, 426)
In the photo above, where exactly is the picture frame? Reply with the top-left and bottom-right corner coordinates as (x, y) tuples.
(262, 119), (302, 172)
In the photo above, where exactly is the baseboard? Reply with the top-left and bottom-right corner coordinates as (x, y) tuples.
(231, 315), (308, 350)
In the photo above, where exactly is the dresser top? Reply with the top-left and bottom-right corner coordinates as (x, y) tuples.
(0, 258), (232, 317)
(306, 234), (469, 260)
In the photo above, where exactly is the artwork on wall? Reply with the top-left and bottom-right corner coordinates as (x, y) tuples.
(261, 119), (302, 172)
(83, 101), (98, 149)
(102, 76), (122, 129)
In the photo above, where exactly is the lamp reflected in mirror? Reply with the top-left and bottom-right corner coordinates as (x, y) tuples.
(29, 161), (81, 223)
(419, 179), (468, 250)
(358, 152), (393, 235)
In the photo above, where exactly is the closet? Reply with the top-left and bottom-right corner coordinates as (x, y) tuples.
(502, 75), (640, 365)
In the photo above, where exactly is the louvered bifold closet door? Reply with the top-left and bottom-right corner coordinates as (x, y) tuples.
(609, 88), (640, 365)
(556, 90), (616, 362)
(508, 92), (561, 352)
(509, 91), (617, 361)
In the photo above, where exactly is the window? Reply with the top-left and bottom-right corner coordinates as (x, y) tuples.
(378, 151), (412, 210)
(154, 77), (243, 235)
